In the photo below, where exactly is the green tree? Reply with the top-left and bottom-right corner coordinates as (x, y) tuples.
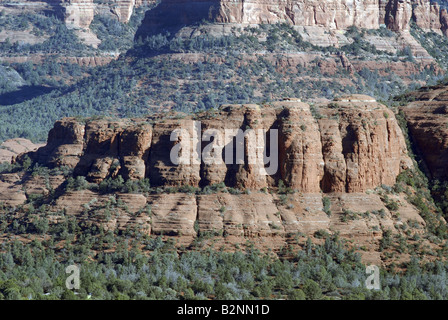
(303, 279), (322, 300)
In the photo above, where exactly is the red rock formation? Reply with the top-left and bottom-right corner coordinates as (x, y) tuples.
(413, 0), (442, 31)
(0, 0), (156, 29)
(319, 95), (412, 192)
(108, 0), (157, 23)
(137, 0), (386, 37)
(5, 96), (439, 264)
(385, 0), (413, 31)
(148, 119), (201, 187)
(3, 0), (448, 36)
(216, 0), (381, 29)
(0, 138), (44, 164)
(29, 117), (86, 168)
(28, 181), (425, 265)
(276, 101), (324, 193)
(135, 0), (448, 38)
(19, 96), (411, 193)
(379, 0), (389, 25)
(62, 0), (95, 29)
(400, 84), (448, 180)
(441, 8), (448, 36)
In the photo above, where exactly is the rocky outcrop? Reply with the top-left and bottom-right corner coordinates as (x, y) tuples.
(385, 0), (413, 31)
(137, 0), (383, 37)
(136, 0), (448, 38)
(215, 0), (381, 29)
(0, 139), (43, 164)
(19, 96), (412, 193)
(62, 0), (157, 26)
(3, 95), (437, 265)
(2, 0), (448, 35)
(109, 0), (139, 23)
(29, 117), (87, 169)
(441, 9), (448, 36)
(400, 84), (448, 181)
(62, 0), (95, 29)
(10, 179), (425, 264)
(0, 0), (156, 30)
(28, 118), (153, 182)
(413, 0), (442, 32)
(96, 0), (157, 23)
(3, 0), (448, 39)
(319, 95), (412, 193)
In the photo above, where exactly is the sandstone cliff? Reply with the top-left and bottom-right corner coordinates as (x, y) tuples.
(20, 96), (411, 192)
(62, 0), (158, 27)
(2, 0), (448, 36)
(2, 95), (440, 265)
(137, 0), (448, 37)
(400, 84), (448, 181)
(0, 138), (44, 164)
(0, 0), (156, 29)
(62, 0), (95, 29)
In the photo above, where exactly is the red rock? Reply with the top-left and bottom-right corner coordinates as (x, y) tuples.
(400, 84), (448, 180)
(19, 97), (411, 193)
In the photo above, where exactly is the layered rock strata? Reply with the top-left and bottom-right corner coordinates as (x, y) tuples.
(0, 95), (432, 264)
(400, 84), (448, 181)
(19, 96), (412, 193)
(137, 0), (448, 37)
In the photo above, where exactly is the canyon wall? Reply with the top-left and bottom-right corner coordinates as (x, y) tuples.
(0, 0), (156, 29)
(215, 0), (381, 29)
(2, 0), (448, 35)
(2, 95), (427, 264)
(400, 84), (448, 181)
(61, 0), (95, 29)
(136, 0), (448, 37)
(20, 95), (412, 193)
(62, 0), (157, 27)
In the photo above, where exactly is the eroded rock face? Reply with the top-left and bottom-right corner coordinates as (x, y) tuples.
(36, 187), (426, 265)
(2, 0), (448, 36)
(63, 0), (95, 29)
(148, 120), (201, 187)
(215, 0), (381, 29)
(19, 96), (411, 193)
(138, 0), (382, 36)
(137, 0), (448, 37)
(21, 118), (153, 183)
(385, 0), (413, 31)
(94, 0), (157, 23)
(61, 0), (158, 28)
(400, 84), (448, 181)
(141, 0), (379, 34)
(3, 96), (432, 265)
(441, 9), (448, 36)
(413, 0), (442, 32)
(0, 138), (44, 164)
(0, 0), (156, 30)
(318, 95), (412, 193)
(276, 101), (325, 193)
(27, 118), (86, 169)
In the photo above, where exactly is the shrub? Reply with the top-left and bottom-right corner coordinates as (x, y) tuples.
(322, 196), (331, 216)
(303, 279), (322, 300)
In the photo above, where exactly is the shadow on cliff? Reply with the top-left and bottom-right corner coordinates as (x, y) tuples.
(133, 0), (222, 43)
(0, 85), (56, 106)
(198, 114), (282, 189)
